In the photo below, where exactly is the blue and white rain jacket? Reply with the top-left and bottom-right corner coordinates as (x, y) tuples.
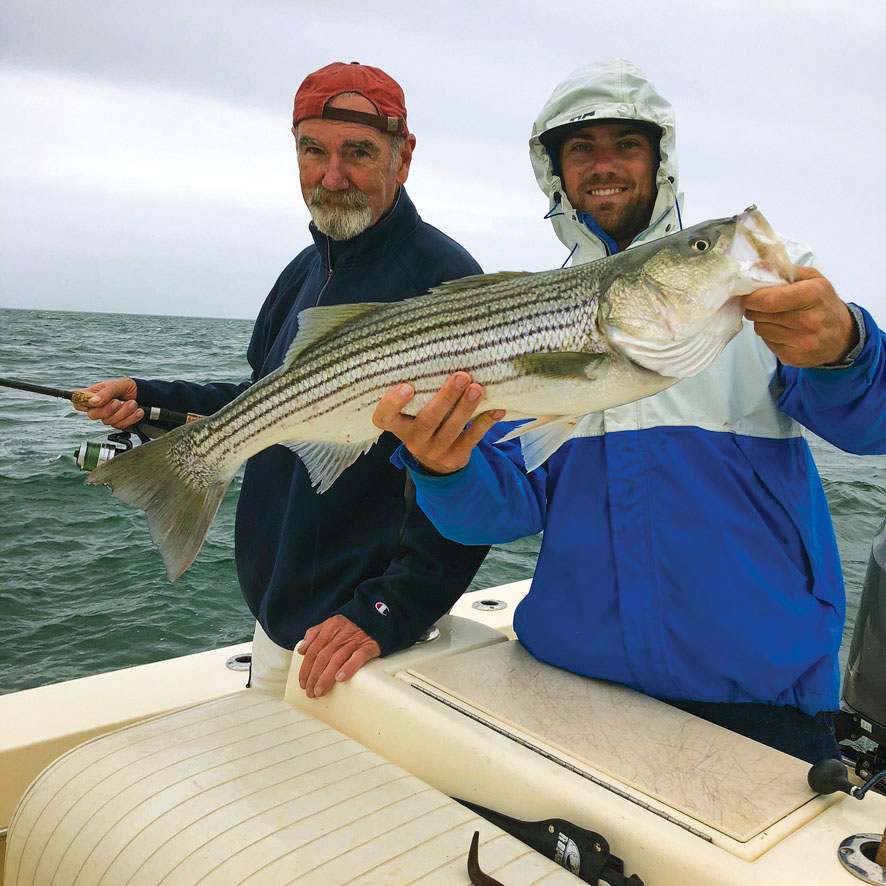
(395, 59), (886, 715)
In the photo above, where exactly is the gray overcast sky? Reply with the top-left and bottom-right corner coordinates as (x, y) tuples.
(2, 0), (885, 322)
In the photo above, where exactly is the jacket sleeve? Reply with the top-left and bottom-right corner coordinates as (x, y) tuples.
(390, 425), (549, 546)
(344, 425), (549, 658)
(333, 475), (491, 656)
(777, 304), (886, 454)
(133, 377), (251, 416)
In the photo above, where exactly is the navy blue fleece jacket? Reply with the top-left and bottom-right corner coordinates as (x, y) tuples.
(136, 189), (489, 652)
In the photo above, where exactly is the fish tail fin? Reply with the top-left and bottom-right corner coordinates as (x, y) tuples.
(86, 430), (233, 581)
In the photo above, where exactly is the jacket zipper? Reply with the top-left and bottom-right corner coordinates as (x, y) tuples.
(314, 240), (334, 307)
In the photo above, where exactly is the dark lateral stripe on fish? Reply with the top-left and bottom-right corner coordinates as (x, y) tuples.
(248, 304), (587, 411)
(288, 284), (591, 374)
(195, 311), (588, 444)
(197, 318), (586, 451)
(186, 350), (542, 461)
(190, 359), (534, 458)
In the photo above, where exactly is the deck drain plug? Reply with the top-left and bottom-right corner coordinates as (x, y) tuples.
(472, 599), (507, 611)
(226, 653), (252, 672)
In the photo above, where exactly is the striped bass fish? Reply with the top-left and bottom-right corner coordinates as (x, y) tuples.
(88, 207), (793, 580)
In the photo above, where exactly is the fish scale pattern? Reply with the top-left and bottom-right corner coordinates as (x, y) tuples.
(191, 264), (603, 467)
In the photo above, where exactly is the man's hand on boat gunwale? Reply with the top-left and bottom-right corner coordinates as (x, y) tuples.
(296, 614), (381, 698)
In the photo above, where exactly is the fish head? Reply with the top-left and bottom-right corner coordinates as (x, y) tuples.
(599, 207), (795, 378)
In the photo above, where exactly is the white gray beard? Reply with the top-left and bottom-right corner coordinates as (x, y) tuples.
(308, 189), (372, 241)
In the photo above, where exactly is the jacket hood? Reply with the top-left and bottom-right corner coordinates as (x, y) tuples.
(530, 57), (684, 263)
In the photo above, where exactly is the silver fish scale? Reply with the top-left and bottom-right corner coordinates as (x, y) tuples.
(182, 263), (615, 467)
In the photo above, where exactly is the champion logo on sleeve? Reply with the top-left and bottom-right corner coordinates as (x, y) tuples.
(375, 601), (390, 616)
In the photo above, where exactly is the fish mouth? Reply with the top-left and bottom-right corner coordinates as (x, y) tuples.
(726, 206), (795, 291)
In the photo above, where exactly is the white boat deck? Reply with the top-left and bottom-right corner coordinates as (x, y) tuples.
(6, 691), (579, 885)
(3, 579), (885, 885)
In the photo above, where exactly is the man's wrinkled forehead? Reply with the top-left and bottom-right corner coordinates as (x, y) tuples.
(296, 131), (384, 158)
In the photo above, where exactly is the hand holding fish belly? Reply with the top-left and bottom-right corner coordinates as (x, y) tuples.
(373, 374), (504, 476)
(86, 208), (794, 581)
(743, 266), (859, 367)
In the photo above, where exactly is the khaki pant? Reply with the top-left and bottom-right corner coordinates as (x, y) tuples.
(249, 621), (294, 698)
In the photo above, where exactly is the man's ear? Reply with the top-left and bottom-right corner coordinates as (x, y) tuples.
(395, 134), (417, 186)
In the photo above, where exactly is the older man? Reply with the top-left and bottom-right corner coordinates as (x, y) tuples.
(81, 62), (488, 698)
(374, 58), (886, 762)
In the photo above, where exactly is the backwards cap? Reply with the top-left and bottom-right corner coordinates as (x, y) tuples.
(293, 61), (408, 136)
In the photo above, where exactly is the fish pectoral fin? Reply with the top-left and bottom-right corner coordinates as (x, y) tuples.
(283, 435), (381, 493)
(495, 414), (583, 473)
(511, 352), (606, 380)
(284, 302), (385, 367)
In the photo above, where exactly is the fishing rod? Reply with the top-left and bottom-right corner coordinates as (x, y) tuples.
(0, 377), (201, 427)
(0, 376), (204, 471)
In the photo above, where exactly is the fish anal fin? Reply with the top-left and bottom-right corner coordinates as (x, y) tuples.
(512, 352), (606, 380)
(495, 414), (583, 472)
(284, 435), (381, 493)
(285, 303), (384, 368)
(495, 415), (562, 444)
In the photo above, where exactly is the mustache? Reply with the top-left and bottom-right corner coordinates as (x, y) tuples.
(307, 185), (369, 211)
(582, 176), (629, 188)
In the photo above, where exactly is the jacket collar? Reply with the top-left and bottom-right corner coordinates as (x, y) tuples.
(309, 187), (419, 269)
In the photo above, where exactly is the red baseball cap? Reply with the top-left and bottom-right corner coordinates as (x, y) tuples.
(293, 61), (408, 136)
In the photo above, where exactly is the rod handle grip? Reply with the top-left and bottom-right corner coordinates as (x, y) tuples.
(71, 390), (94, 409)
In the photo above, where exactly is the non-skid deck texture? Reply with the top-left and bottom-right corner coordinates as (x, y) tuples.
(6, 691), (580, 885)
(408, 640), (814, 843)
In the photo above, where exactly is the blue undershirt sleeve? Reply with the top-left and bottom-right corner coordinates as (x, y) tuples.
(390, 426), (549, 545)
(777, 304), (886, 454)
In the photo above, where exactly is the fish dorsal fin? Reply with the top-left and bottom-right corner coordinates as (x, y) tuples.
(283, 435), (381, 493)
(429, 270), (531, 296)
(285, 303), (384, 368)
(495, 414), (583, 472)
(512, 352), (605, 380)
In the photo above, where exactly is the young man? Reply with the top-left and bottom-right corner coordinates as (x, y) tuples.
(373, 58), (886, 763)
(80, 62), (489, 699)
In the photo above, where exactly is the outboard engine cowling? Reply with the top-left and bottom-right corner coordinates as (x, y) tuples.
(840, 515), (886, 777)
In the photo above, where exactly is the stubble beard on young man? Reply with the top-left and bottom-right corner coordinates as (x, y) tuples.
(307, 185), (372, 241)
(589, 196), (655, 249)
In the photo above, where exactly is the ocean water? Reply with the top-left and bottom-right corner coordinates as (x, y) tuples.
(1, 307), (884, 694)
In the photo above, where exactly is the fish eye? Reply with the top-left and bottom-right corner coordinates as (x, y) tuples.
(691, 239), (710, 252)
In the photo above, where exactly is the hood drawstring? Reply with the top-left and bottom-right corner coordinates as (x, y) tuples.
(544, 193), (565, 220)
(561, 243), (578, 268)
(578, 212), (620, 256)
